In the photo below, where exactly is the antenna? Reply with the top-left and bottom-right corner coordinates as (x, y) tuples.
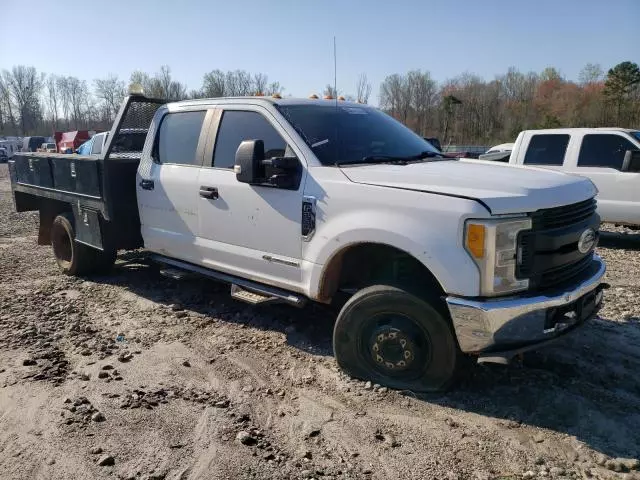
(333, 36), (337, 103)
(332, 36), (339, 166)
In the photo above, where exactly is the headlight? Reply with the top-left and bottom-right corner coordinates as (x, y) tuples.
(464, 217), (532, 296)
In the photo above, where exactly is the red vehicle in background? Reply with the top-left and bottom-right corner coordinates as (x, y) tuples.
(56, 130), (101, 153)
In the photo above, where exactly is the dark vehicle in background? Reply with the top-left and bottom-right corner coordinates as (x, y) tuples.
(22, 136), (46, 153)
(0, 148), (8, 163)
(423, 137), (442, 152)
(421, 138), (492, 159)
(441, 145), (490, 159)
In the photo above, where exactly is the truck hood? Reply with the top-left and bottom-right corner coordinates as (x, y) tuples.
(340, 159), (597, 215)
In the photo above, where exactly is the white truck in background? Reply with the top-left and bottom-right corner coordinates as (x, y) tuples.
(9, 93), (608, 392)
(0, 139), (20, 159)
(480, 128), (640, 227)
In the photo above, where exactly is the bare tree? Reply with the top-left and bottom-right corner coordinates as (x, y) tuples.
(57, 76), (71, 129)
(129, 67), (187, 101)
(66, 77), (89, 129)
(355, 73), (372, 104)
(265, 82), (282, 95)
(0, 73), (18, 134)
(45, 75), (60, 130)
(407, 70), (436, 134)
(379, 74), (404, 117)
(253, 73), (268, 94)
(323, 84), (338, 98)
(225, 70), (253, 96)
(579, 63), (604, 85)
(3, 66), (44, 134)
(94, 75), (126, 122)
(202, 69), (226, 97)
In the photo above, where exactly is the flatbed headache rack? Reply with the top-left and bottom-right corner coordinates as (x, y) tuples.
(9, 94), (165, 252)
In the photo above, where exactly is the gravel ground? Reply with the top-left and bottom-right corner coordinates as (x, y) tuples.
(1, 163), (639, 480)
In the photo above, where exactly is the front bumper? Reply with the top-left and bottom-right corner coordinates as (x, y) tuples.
(446, 255), (606, 355)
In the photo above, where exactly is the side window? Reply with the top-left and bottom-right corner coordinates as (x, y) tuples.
(157, 111), (206, 166)
(523, 134), (570, 166)
(213, 110), (287, 169)
(577, 134), (636, 170)
(91, 135), (103, 155)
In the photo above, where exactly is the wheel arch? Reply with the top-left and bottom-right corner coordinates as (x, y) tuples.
(315, 241), (446, 304)
(37, 199), (72, 246)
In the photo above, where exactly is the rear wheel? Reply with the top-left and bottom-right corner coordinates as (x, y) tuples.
(333, 285), (460, 392)
(50, 213), (115, 275)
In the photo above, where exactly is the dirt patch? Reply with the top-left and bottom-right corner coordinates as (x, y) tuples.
(0, 164), (639, 479)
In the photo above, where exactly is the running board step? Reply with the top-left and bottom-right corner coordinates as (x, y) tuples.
(159, 267), (193, 281)
(149, 254), (306, 308)
(231, 284), (281, 305)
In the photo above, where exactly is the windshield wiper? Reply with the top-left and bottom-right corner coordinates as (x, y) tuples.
(336, 150), (441, 167)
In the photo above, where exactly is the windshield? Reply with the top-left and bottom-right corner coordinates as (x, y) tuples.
(631, 131), (640, 142)
(276, 104), (441, 166)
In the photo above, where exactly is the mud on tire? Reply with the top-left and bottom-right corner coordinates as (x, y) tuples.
(50, 213), (116, 276)
(332, 285), (461, 392)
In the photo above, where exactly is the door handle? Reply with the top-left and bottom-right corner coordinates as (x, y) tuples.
(199, 186), (219, 199)
(139, 179), (154, 190)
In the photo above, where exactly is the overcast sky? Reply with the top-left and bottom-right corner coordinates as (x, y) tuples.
(1, 0), (638, 102)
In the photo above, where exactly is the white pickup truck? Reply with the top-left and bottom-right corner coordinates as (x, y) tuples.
(487, 128), (640, 227)
(9, 93), (607, 391)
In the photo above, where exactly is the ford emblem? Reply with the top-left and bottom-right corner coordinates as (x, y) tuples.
(578, 228), (596, 254)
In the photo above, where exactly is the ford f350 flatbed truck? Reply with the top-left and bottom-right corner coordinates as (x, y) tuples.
(9, 92), (607, 391)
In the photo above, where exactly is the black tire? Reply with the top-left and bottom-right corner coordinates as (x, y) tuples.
(333, 285), (460, 392)
(50, 213), (115, 275)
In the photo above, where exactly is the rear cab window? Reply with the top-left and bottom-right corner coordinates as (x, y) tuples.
(155, 111), (206, 166)
(523, 134), (570, 166)
(577, 134), (636, 170)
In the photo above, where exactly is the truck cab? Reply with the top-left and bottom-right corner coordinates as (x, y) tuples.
(9, 94), (608, 392)
(509, 128), (640, 227)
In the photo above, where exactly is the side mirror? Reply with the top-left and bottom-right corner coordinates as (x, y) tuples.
(235, 139), (265, 184)
(622, 150), (640, 173)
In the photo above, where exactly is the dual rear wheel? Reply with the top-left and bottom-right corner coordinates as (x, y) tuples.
(50, 213), (116, 276)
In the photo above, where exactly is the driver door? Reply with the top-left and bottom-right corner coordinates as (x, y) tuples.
(196, 106), (306, 290)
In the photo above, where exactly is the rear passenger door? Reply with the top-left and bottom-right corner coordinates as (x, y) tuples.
(137, 109), (209, 263)
(568, 134), (639, 223)
(196, 106), (306, 290)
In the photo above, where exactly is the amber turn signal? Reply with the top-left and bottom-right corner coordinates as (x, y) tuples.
(466, 224), (485, 258)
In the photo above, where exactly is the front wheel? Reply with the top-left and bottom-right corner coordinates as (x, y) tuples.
(332, 285), (461, 392)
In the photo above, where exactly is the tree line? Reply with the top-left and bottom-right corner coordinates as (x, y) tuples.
(1, 62), (639, 146)
(0, 66), (289, 136)
(379, 61), (640, 146)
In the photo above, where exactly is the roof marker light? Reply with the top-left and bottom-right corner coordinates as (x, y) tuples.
(128, 83), (144, 95)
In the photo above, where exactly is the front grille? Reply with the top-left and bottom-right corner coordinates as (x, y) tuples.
(518, 234), (534, 277)
(531, 198), (597, 230)
(519, 198), (598, 291)
(538, 254), (593, 289)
